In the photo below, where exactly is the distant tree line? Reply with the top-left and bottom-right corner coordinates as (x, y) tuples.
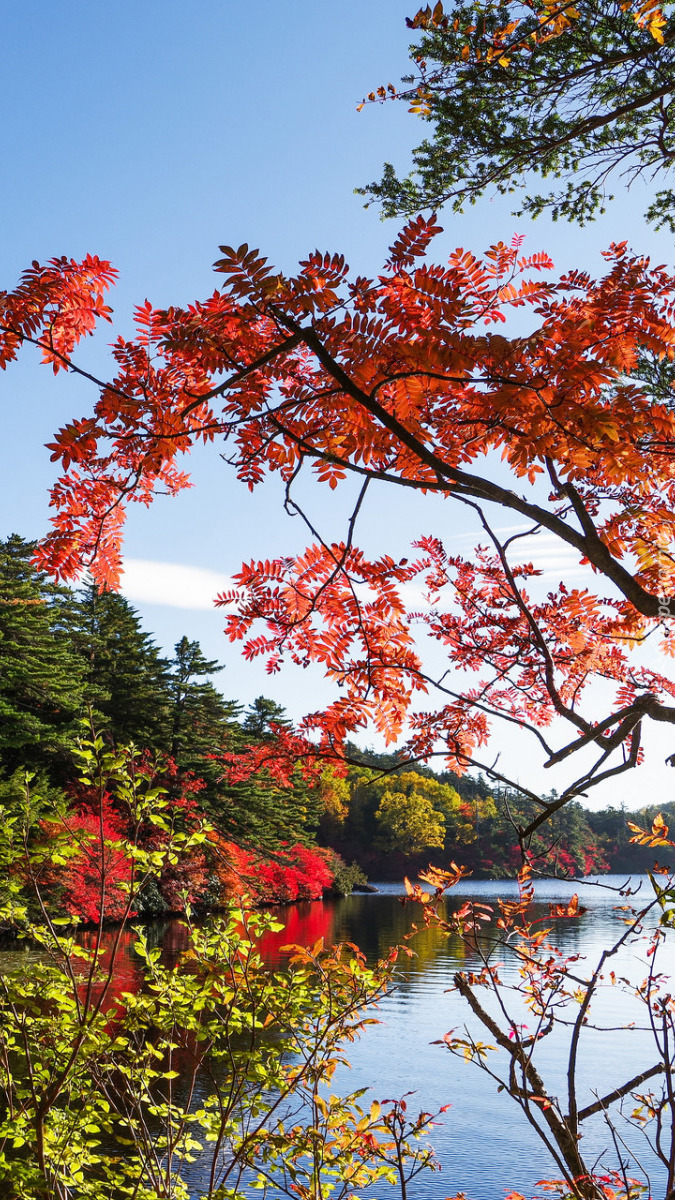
(322, 747), (670, 881)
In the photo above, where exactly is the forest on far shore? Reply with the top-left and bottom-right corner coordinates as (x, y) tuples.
(0, 534), (669, 926)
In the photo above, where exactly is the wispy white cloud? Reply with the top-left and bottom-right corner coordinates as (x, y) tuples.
(120, 559), (232, 610)
(509, 532), (593, 582)
(426, 530), (592, 584)
(118, 531), (591, 616)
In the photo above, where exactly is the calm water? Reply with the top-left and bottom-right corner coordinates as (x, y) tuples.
(263, 877), (674, 1200)
(2, 875), (672, 1199)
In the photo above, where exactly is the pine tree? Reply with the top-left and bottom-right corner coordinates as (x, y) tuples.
(166, 636), (244, 818)
(168, 637), (231, 759)
(209, 697), (322, 851)
(242, 696), (291, 739)
(71, 584), (171, 749)
(0, 536), (84, 773)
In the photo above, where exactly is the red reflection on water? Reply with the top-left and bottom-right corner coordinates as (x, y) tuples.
(75, 925), (147, 1009)
(72, 902), (338, 1002)
(251, 901), (337, 965)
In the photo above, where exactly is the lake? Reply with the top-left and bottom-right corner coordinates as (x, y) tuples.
(1, 874), (671, 1199)
(260, 876), (674, 1200)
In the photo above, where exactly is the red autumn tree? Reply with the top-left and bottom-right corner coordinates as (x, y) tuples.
(2, 220), (675, 841)
(40, 791), (134, 924)
(36, 758), (213, 922)
(206, 829), (334, 906)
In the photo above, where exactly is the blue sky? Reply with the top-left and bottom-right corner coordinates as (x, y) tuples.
(2, 2), (673, 807)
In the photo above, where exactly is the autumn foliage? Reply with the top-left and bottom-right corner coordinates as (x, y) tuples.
(23, 738), (335, 924)
(2, 218), (675, 832)
(40, 793), (134, 924)
(207, 831), (333, 906)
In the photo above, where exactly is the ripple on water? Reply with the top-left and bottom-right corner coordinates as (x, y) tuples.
(1, 876), (668, 1200)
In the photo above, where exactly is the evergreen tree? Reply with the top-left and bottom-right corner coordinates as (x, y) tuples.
(168, 637), (230, 760)
(166, 636), (244, 816)
(0, 536), (83, 773)
(71, 584), (170, 749)
(242, 696), (291, 738)
(361, 1), (675, 230)
(210, 697), (322, 852)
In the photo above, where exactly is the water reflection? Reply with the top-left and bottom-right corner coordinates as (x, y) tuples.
(0, 875), (670, 1200)
(330, 878), (673, 1200)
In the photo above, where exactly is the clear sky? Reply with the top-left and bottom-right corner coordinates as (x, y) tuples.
(2, 2), (673, 809)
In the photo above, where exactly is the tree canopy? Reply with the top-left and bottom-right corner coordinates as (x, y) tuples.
(2, 5), (675, 847)
(358, 0), (675, 228)
(73, 583), (171, 749)
(0, 539), (333, 889)
(5, 224), (675, 841)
